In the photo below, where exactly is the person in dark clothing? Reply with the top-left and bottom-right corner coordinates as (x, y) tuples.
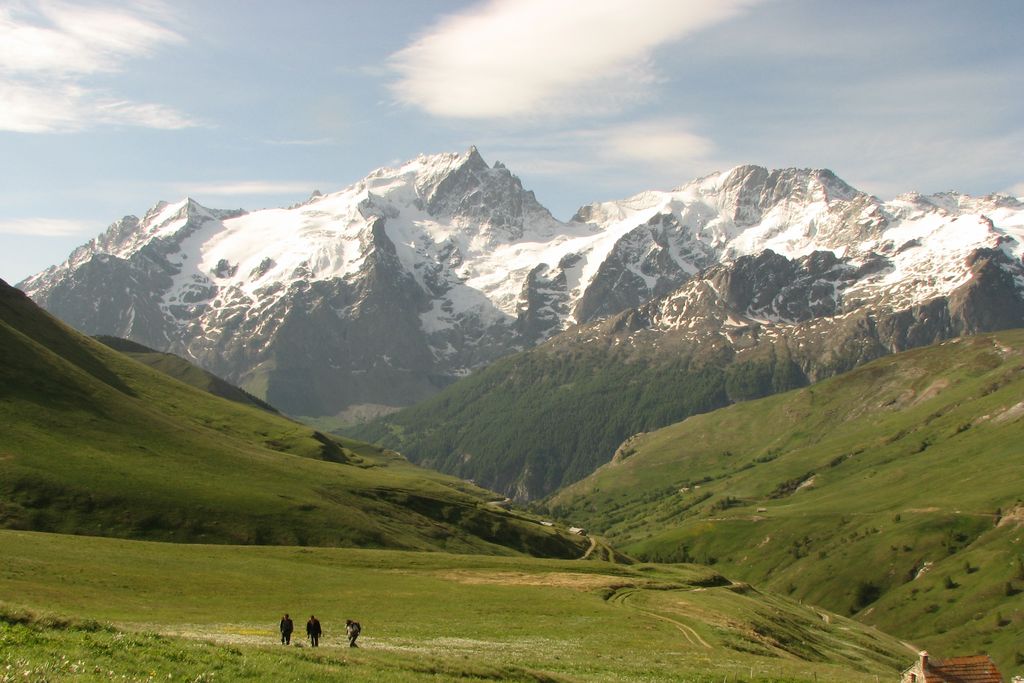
(346, 619), (361, 648)
(306, 615), (322, 647)
(279, 614), (294, 645)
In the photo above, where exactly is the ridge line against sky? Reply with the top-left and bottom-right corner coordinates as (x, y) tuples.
(1, 0), (1022, 284)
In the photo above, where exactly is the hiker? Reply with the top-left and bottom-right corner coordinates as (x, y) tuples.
(346, 619), (361, 648)
(279, 613), (294, 645)
(306, 615), (322, 647)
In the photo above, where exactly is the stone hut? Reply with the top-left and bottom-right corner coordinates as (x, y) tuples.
(900, 650), (1003, 683)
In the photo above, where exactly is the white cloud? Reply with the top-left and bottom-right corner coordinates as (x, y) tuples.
(1008, 182), (1024, 198)
(0, 82), (200, 132)
(487, 118), (717, 177)
(0, 1), (182, 76)
(182, 181), (322, 196)
(264, 137), (339, 147)
(0, 1), (197, 133)
(0, 81), (84, 132)
(389, 0), (761, 120)
(94, 99), (197, 130)
(597, 119), (715, 165)
(0, 217), (92, 237)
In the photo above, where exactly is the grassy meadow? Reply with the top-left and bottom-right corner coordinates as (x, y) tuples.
(0, 530), (911, 682)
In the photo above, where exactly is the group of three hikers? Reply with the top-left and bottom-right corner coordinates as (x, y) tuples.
(278, 613), (360, 648)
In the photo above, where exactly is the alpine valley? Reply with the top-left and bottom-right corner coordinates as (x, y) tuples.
(19, 148), (1024, 500)
(10, 146), (1024, 680)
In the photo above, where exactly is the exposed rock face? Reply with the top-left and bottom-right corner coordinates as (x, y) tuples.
(618, 241), (1024, 385)
(18, 151), (1024, 425)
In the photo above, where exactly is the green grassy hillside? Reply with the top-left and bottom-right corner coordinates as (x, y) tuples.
(547, 331), (1024, 674)
(0, 530), (911, 682)
(95, 335), (278, 413)
(0, 279), (585, 557)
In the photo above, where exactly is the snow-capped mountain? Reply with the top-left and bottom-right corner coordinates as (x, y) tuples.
(20, 148), (602, 418)
(572, 166), (1024, 317)
(545, 169), (1024, 412)
(19, 149), (1024, 421)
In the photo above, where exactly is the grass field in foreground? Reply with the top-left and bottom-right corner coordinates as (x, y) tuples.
(0, 530), (911, 682)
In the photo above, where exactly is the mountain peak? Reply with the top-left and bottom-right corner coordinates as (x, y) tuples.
(416, 146), (488, 183)
(389, 147), (556, 234)
(141, 197), (202, 224)
(464, 144), (485, 167)
(712, 165), (856, 197)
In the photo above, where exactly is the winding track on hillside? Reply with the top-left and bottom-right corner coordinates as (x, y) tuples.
(606, 587), (712, 649)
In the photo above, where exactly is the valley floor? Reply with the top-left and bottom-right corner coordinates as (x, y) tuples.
(0, 530), (911, 682)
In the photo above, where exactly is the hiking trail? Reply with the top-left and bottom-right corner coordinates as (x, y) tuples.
(605, 587), (712, 649)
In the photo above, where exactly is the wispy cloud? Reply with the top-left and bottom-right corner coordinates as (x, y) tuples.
(264, 137), (339, 147)
(389, 0), (762, 120)
(594, 119), (715, 166)
(483, 117), (720, 193)
(1009, 182), (1024, 198)
(0, 1), (182, 76)
(0, 82), (198, 132)
(0, 1), (199, 132)
(181, 181), (322, 196)
(0, 217), (93, 237)
(0, 82), (84, 133)
(94, 100), (197, 129)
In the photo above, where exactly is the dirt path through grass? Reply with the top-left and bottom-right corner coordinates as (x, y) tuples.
(604, 587), (712, 649)
(135, 622), (558, 658)
(631, 607), (712, 649)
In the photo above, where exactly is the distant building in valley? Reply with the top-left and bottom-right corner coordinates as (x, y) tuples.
(900, 650), (1004, 683)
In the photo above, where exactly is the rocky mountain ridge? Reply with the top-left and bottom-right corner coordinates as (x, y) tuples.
(19, 148), (1024, 421)
(533, 249), (1016, 415)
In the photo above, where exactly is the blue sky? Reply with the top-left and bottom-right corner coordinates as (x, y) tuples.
(2, 0), (1022, 284)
